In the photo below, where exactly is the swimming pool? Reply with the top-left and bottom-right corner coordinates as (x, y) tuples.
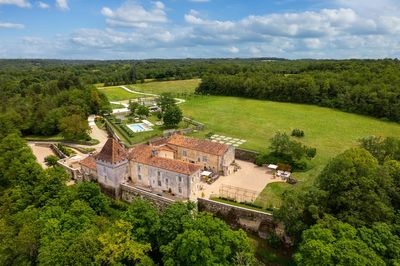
(127, 123), (153, 133)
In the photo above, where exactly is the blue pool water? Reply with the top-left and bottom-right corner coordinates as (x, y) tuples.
(127, 123), (149, 133)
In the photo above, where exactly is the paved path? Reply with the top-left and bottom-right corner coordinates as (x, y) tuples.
(87, 114), (108, 152)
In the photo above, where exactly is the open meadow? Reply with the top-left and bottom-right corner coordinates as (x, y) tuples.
(126, 79), (200, 96)
(180, 96), (400, 207)
(98, 86), (143, 101)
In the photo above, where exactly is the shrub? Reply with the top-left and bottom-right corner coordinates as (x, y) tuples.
(266, 233), (282, 249)
(44, 155), (59, 166)
(277, 163), (292, 172)
(120, 124), (135, 137)
(205, 132), (214, 138)
(306, 147), (317, 158)
(291, 128), (304, 137)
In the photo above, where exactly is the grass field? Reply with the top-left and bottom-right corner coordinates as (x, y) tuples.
(110, 103), (126, 109)
(98, 86), (143, 101)
(180, 95), (400, 207)
(126, 79), (200, 96)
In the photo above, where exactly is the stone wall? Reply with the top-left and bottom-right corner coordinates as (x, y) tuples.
(235, 148), (259, 163)
(197, 198), (278, 239)
(120, 183), (175, 210)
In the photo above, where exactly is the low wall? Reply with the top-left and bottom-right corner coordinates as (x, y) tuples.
(50, 143), (67, 159)
(163, 128), (193, 137)
(197, 198), (276, 238)
(235, 148), (259, 163)
(120, 183), (175, 210)
(183, 117), (205, 130)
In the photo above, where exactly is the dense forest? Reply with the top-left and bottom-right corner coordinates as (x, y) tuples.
(0, 62), (111, 139)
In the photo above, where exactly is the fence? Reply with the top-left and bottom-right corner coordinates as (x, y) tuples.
(219, 184), (258, 203)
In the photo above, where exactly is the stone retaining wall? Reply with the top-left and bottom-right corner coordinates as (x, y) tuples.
(197, 198), (277, 238)
(120, 183), (175, 210)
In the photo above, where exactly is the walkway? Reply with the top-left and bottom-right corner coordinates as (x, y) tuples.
(87, 115), (108, 152)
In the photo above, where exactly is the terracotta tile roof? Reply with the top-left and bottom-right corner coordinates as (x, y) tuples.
(129, 144), (202, 175)
(95, 138), (128, 164)
(157, 144), (177, 153)
(167, 134), (229, 156)
(79, 155), (97, 170)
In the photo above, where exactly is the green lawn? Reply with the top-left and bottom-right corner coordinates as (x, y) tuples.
(181, 95), (400, 207)
(98, 86), (143, 101)
(126, 79), (200, 96)
(110, 103), (125, 109)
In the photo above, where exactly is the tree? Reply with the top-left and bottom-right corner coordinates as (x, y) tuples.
(157, 93), (175, 112)
(161, 213), (254, 266)
(158, 202), (195, 246)
(295, 216), (385, 266)
(137, 105), (150, 117)
(58, 114), (91, 140)
(163, 105), (183, 128)
(76, 182), (109, 215)
(128, 100), (140, 116)
(359, 136), (400, 164)
(95, 220), (152, 265)
(44, 155), (59, 167)
(122, 199), (160, 245)
(317, 148), (394, 226)
(274, 187), (327, 241)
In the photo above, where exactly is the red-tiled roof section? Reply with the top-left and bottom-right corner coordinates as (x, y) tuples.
(157, 144), (177, 153)
(167, 134), (229, 156)
(95, 138), (128, 164)
(129, 144), (202, 175)
(79, 155), (97, 170)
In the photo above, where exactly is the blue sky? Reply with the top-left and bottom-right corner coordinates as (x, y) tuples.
(0, 0), (399, 59)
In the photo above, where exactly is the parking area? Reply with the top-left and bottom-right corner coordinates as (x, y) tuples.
(199, 160), (284, 200)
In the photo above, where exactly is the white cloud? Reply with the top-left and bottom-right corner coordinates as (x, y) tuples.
(55, 0), (68, 10)
(101, 1), (167, 28)
(0, 0), (31, 8)
(3, 1), (400, 59)
(37, 1), (49, 9)
(0, 22), (25, 29)
(227, 46), (239, 53)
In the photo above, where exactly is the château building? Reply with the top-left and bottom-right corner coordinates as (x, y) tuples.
(79, 134), (235, 199)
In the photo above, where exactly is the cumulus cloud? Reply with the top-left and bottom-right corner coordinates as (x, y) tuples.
(3, 1), (400, 59)
(37, 1), (49, 9)
(101, 1), (167, 28)
(0, 0), (31, 8)
(55, 0), (68, 10)
(0, 22), (25, 29)
(227, 46), (239, 53)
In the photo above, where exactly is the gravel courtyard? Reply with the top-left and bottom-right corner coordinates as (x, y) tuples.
(200, 160), (284, 200)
